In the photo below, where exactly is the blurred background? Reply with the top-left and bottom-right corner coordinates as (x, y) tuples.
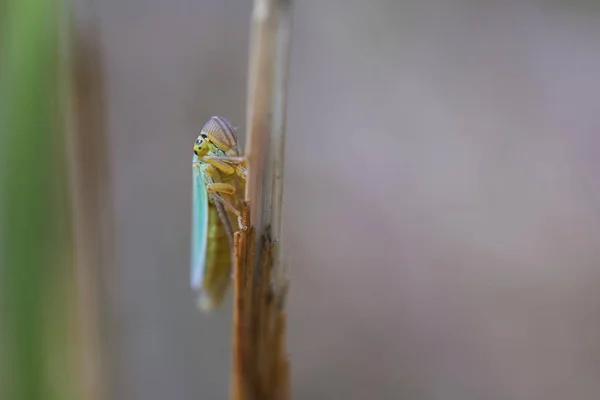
(3, 0), (600, 399)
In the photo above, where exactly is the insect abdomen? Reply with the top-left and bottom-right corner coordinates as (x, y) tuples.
(199, 203), (233, 310)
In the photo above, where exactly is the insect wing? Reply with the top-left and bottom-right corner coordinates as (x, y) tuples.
(190, 155), (209, 291)
(191, 157), (236, 311)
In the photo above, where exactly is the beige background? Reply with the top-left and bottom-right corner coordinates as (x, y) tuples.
(92, 1), (600, 399)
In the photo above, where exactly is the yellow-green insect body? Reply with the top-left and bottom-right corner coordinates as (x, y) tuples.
(191, 116), (246, 311)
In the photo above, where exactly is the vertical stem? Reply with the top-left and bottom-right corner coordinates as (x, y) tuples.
(67, 23), (114, 400)
(231, 206), (253, 400)
(269, 0), (292, 301)
(244, 0), (276, 229)
(232, 0), (293, 399)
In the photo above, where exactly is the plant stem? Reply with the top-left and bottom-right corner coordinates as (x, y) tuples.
(67, 22), (115, 400)
(231, 0), (293, 399)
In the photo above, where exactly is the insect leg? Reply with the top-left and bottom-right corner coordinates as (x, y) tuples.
(206, 182), (235, 195)
(204, 164), (246, 230)
(204, 156), (245, 164)
(208, 190), (246, 231)
(204, 157), (235, 176)
(234, 164), (247, 180)
(203, 166), (238, 197)
(204, 156), (247, 180)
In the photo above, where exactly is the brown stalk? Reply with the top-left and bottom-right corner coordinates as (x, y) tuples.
(231, 0), (293, 399)
(231, 206), (290, 400)
(67, 23), (116, 400)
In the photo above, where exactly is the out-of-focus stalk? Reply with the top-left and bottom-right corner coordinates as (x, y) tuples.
(0, 0), (83, 399)
(67, 23), (115, 400)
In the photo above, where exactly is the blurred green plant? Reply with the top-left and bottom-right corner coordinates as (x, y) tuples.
(0, 0), (80, 399)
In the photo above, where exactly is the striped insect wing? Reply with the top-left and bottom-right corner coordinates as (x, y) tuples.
(201, 116), (240, 155)
(190, 155), (209, 292)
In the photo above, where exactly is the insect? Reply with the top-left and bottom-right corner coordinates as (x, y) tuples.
(190, 116), (247, 311)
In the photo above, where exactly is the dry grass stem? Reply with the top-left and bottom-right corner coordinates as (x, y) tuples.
(67, 24), (116, 400)
(231, 0), (293, 398)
